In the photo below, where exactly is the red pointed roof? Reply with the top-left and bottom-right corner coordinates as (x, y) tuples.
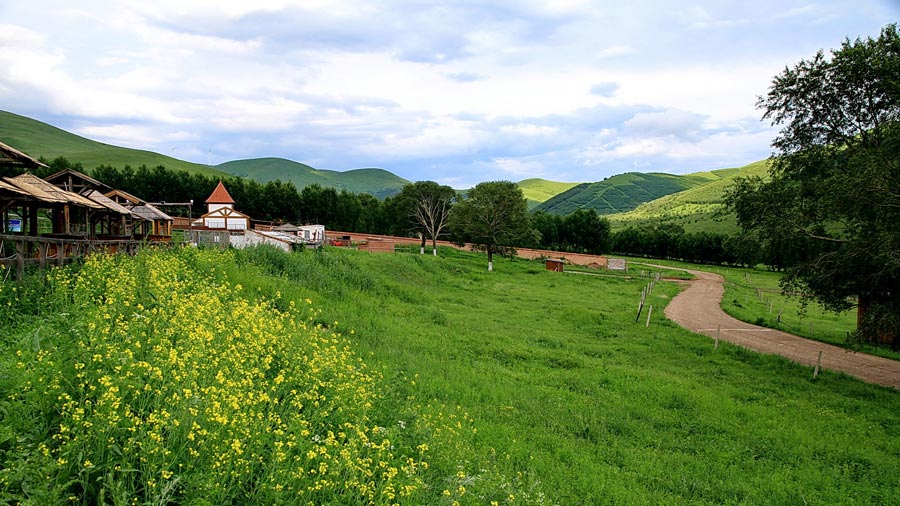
(206, 180), (235, 204)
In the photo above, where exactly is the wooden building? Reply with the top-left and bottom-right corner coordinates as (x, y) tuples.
(105, 189), (174, 242)
(195, 181), (250, 231)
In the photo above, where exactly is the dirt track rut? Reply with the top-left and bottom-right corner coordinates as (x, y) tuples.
(655, 265), (900, 390)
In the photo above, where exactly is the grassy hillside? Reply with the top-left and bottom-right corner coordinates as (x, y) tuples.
(608, 160), (770, 233)
(535, 171), (719, 215)
(516, 178), (579, 208)
(0, 110), (227, 177)
(216, 158), (410, 198)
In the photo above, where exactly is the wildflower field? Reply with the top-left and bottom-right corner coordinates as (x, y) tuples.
(2, 246), (900, 505)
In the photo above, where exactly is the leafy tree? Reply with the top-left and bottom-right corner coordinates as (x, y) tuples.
(561, 209), (611, 254)
(725, 24), (900, 348)
(448, 181), (536, 271)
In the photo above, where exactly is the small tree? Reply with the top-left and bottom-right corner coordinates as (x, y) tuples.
(448, 181), (537, 271)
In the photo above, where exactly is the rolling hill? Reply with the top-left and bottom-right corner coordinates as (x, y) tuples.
(606, 160), (770, 234)
(516, 178), (579, 208)
(534, 171), (720, 215)
(216, 158), (409, 199)
(0, 110), (228, 177)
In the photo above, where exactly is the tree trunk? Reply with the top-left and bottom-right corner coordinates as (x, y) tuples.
(487, 249), (493, 271)
(419, 233), (425, 255)
(432, 238), (437, 256)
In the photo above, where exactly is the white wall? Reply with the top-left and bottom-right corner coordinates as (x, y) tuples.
(230, 230), (291, 252)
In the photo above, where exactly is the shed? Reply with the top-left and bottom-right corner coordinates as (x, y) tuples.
(546, 258), (565, 272)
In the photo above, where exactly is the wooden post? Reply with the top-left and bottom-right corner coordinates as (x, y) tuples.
(645, 305), (653, 327)
(813, 351), (823, 379)
(715, 325), (720, 350)
(15, 239), (25, 280)
(809, 323), (813, 336)
(769, 300), (773, 314)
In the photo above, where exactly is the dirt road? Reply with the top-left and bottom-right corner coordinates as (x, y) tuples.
(655, 265), (900, 390)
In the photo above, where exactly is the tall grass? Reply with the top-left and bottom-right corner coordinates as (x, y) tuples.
(2, 246), (899, 505)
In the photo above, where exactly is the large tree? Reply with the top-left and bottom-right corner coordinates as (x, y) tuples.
(448, 180), (536, 271)
(393, 181), (457, 254)
(725, 24), (900, 348)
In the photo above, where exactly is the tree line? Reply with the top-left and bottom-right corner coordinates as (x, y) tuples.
(28, 157), (764, 267)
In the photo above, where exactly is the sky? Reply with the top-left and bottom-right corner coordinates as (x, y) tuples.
(0, 1), (897, 188)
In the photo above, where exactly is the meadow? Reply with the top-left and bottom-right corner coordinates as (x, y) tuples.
(2, 246), (899, 505)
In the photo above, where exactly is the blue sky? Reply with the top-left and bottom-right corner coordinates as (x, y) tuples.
(0, 1), (896, 188)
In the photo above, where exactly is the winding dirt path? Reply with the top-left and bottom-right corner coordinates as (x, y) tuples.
(652, 265), (900, 390)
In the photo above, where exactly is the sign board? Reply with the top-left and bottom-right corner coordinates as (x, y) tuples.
(6, 219), (21, 232)
(607, 258), (627, 272)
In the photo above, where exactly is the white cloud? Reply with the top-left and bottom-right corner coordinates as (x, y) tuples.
(0, 0), (890, 185)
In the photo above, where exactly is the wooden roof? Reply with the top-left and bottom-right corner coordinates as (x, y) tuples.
(2, 175), (68, 203)
(11, 173), (104, 209)
(84, 190), (133, 215)
(273, 223), (300, 232)
(104, 189), (145, 205)
(131, 203), (173, 222)
(205, 180), (235, 204)
(45, 168), (112, 193)
(0, 141), (48, 169)
(199, 206), (250, 220)
(0, 178), (34, 199)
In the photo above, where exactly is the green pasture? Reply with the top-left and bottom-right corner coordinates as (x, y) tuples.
(2, 246), (899, 505)
(226, 246), (900, 505)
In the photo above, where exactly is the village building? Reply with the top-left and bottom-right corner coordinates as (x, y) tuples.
(195, 181), (250, 231)
(105, 189), (174, 241)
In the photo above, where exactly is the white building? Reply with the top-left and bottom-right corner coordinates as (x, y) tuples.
(196, 181), (250, 231)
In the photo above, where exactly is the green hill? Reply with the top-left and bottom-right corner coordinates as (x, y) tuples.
(516, 178), (579, 208)
(0, 110), (228, 177)
(607, 160), (771, 233)
(216, 158), (410, 198)
(534, 171), (719, 215)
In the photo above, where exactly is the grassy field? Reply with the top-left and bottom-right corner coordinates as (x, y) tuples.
(2, 247), (899, 504)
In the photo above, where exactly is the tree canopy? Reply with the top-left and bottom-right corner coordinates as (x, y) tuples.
(448, 181), (536, 271)
(725, 24), (900, 347)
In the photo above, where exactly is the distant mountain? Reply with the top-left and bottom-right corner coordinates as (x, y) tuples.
(216, 158), (409, 199)
(0, 110), (410, 198)
(534, 171), (720, 215)
(0, 110), (227, 177)
(516, 178), (579, 208)
(606, 160), (770, 234)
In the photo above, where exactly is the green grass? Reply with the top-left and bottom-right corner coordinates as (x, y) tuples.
(0, 110), (228, 177)
(217, 158), (411, 198)
(516, 178), (579, 209)
(608, 160), (770, 233)
(3, 247), (899, 504)
(226, 246), (899, 505)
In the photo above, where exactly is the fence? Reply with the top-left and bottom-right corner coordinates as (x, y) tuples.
(0, 234), (141, 279)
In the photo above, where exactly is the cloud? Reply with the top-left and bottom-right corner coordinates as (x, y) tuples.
(445, 72), (486, 83)
(589, 82), (619, 97)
